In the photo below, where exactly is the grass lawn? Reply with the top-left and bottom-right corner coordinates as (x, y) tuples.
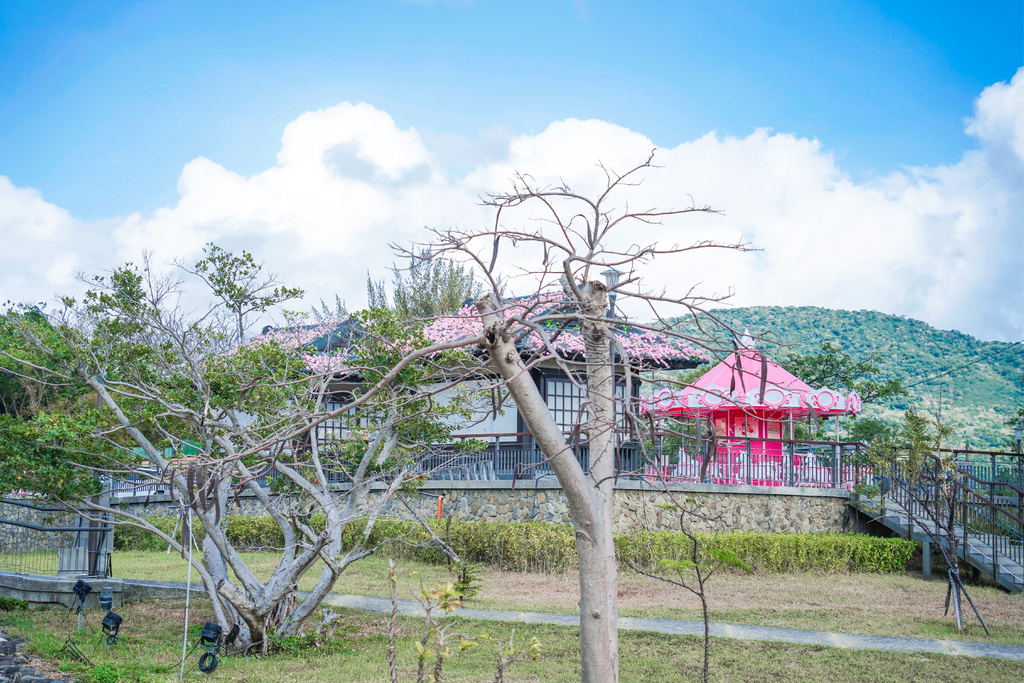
(111, 551), (1024, 646)
(3, 599), (1024, 683)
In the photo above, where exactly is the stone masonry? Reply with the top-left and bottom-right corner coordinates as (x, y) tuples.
(104, 480), (850, 535)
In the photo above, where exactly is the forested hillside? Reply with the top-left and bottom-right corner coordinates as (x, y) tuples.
(679, 306), (1023, 450)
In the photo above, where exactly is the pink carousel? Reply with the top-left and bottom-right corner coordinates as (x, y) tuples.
(642, 334), (862, 489)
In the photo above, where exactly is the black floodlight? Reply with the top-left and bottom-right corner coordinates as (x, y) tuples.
(225, 623), (240, 647)
(200, 622), (222, 648)
(72, 579), (93, 602)
(101, 610), (122, 646)
(198, 622), (224, 673)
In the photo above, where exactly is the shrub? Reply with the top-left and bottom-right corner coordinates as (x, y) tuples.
(115, 516), (916, 574)
(113, 514), (205, 551)
(616, 531), (917, 573)
(0, 595), (29, 611)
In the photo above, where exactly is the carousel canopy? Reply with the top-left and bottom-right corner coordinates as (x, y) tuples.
(642, 334), (861, 419)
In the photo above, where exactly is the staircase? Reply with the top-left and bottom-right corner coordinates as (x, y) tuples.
(850, 456), (1023, 593)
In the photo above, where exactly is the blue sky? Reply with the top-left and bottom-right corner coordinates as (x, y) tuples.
(1, 1), (1022, 340)
(2, 0), (1019, 218)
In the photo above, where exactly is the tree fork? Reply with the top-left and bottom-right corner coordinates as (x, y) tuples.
(477, 292), (618, 683)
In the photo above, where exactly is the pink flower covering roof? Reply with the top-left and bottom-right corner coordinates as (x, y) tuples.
(423, 296), (710, 369)
(247, 318), (355, 375)
(641, 343), (861, 418)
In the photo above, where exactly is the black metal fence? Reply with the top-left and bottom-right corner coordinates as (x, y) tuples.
(412, 437), (866, 488)
(98, 438), (1023, 497)
(0, 499), (112, 577)
(872, 454), (1023, 586)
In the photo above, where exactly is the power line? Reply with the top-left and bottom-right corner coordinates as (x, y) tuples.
(903, 339), (1024, 390)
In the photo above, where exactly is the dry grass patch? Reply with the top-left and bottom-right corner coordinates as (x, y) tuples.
(111, 551), (1024, 645)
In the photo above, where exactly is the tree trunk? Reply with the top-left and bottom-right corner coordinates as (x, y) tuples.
(477, 292), (618, 683)
(577, 281), (619, 682)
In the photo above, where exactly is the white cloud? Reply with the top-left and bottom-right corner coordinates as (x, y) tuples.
(2, 71), (1021, 340)
(0, 177), (91, 304)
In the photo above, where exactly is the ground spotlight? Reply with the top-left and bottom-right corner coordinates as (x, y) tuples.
(198, 622), (223, 674)
(200, 622), (222, 648)
(71, 579), (93, 631)
(101, 610), (122, 646)
(71, 579), (93, 603)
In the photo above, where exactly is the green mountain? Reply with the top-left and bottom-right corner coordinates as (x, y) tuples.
(683, 306), (1023, 450)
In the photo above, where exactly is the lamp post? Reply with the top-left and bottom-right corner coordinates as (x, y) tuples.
(601, 268), (622, 318)
(601, 268), (624, 468)
(1015, 426), (1022, 491)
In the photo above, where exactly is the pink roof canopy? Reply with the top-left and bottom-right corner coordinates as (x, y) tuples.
(642, 337), (861, 419)
(423, 295), (710, 369)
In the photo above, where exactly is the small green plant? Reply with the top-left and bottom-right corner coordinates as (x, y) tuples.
(386, 561), (539, 683)
(451, 561), (484, 599)
(0, 596), (28, 611)
(626, 501), (753, 683)
(84, 662), (136, 683)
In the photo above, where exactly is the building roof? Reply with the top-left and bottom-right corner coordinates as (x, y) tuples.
(251, 318), (361, 375)
(642, 334), (861, 418)
(422, 295), (710, 370)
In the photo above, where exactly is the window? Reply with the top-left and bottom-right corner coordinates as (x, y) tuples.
(545, 377), (586, 437)
(313, 400), (368, 452)
(545, 376), (630, 441)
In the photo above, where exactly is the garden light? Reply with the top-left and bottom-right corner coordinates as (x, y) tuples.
(101, 610), (122, 646)
(71, 579), (92, 602)
(71, 579), (93, 631)
(198, 622), (223, 674)
(199, 622), (222, 647)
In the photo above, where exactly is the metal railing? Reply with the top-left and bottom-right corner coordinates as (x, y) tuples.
(102, 435), (869, 490)
(412, 436), (865, 488)
(99, 434), (1022, 498)
(642, 437), (864, 489)
(870, 454), (1023, 587)
(0, 498), (112, 578)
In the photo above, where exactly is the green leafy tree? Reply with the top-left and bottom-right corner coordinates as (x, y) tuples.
(0, 308), (114, 499)
(847, 417), (899, 445)
(859, 410), (991, 634)
(0, 248), (476, 655)
(368, 250), (482, 321)
(784, 340), (905, 403)
(184, 243), (305, 342)
(1004, 374), (1023, 452)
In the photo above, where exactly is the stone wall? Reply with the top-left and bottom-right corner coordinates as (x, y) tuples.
(109, 481), (851, 535)
(416, 481), (848, 534)
(0, 499), (77, 555)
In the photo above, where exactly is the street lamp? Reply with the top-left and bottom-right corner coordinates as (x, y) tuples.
(601, 268), (622, 318)
(1015, 426), (1023, 491)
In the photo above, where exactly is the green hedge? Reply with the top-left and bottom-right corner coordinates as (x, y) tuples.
(114, 516), (916, 574)
(616, 531), (917, 574)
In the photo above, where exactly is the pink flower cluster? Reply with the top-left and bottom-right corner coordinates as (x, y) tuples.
(246, 317), (354, 375)
(423, 297), (710, 367)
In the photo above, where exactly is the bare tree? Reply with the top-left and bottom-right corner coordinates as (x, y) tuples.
(412, 154), (748, 682)
(863, 411), (991, 634)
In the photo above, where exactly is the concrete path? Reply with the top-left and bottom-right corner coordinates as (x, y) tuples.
(319, 592), (1024, 662)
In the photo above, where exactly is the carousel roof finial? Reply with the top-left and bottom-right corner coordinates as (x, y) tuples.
(739, 328), (757, 349)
